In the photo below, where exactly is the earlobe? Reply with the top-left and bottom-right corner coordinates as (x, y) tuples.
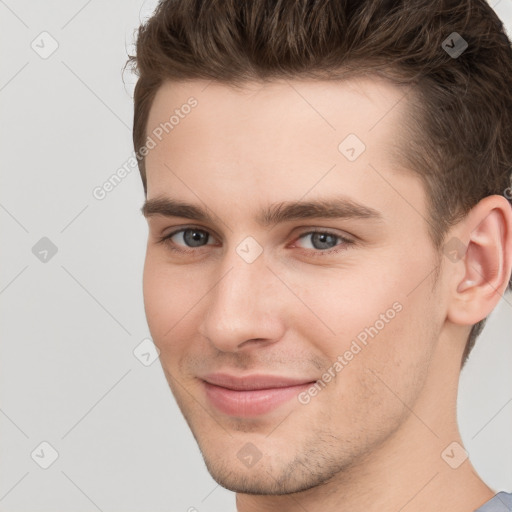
(447, 195), (512, 326)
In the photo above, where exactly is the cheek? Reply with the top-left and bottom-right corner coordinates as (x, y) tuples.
(295, 255), (438, 394)
(338, 283), (437, 415)
(283, 263), (407, 357)
(312, 306), (435, 445)
(142, 254), (190, 349)
(142, 255), (166, 335)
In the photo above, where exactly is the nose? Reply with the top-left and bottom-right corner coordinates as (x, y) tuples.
(197, 249), (286, 353)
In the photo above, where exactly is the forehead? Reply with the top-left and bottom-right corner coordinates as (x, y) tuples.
(146, 76), (411, 149)
(143, 76), (420, 219)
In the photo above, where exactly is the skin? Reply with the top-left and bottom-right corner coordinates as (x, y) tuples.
(141, 77), (512, 512)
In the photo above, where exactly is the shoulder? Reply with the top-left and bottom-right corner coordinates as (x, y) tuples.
(474, 492), (512, 512)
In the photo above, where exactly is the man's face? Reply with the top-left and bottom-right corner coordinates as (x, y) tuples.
(142, 77), (446, 494)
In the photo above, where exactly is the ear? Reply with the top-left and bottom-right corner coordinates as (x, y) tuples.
(446, 195), (512, 327)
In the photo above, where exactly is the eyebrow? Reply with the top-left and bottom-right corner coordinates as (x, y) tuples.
(141, 195), (383, 227)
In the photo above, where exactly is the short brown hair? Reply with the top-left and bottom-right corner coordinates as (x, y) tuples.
(126, 0), (512, 367)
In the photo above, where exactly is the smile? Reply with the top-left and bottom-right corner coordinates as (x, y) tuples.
(200, 373), (316, 417)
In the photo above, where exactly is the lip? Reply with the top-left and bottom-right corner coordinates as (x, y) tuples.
(200, 373), (316, 417)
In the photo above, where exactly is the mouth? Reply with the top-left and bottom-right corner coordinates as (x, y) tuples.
(200, 373), (316, 417)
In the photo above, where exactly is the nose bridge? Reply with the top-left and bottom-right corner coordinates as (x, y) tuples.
(198, 244), (282, 350)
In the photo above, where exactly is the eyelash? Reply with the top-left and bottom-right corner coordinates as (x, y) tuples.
(157, 226), (355, 256)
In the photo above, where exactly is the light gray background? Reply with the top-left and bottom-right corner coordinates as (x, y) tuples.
(0, 1), (511, 511)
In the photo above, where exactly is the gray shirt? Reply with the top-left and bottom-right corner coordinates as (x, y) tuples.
(474, 492), (512, 511)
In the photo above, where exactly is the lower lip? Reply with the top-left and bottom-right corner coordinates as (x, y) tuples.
(202, 381), (314, 417)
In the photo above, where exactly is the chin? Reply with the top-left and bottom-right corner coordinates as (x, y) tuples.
(204, 465), (307, 495)
(199, 444), (333, 496)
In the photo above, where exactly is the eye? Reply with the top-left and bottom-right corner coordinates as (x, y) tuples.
(158, 227), (218, 252)
(293, 230), (353, 254)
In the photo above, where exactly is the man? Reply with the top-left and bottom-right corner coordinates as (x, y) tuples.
(127, 0), (512, 510)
